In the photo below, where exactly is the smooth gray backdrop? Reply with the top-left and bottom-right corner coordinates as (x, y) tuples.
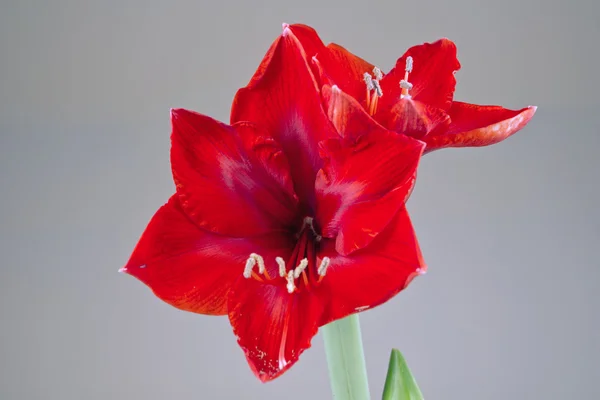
(1, 1), (598, 399)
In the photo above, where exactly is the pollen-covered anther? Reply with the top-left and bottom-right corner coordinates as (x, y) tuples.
(317, 257), (331, 276)
(286, 270), (296, 293)
(363, 72), (375, 91)
(364, 68), (383, 115)
(275, 256), (287, 277)
(293, 258), (308, 279)
(243, 253), (266, 279)
(373, 66), (383, 80)
(243, 257), (256, 279)
(405, 56), (413, 73)
(372, 80), (383, 97)
(364, 67), (383, 98)
(400, 80), (413, 90)
(400, 56), (414, 99)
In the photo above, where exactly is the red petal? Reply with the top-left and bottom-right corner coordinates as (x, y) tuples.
(380, 38), (460, 111)
(228, 279), (322, 382)
(234, 121), (299, 206)
(171, 108), (298, 237)
(287, 24), (374, 106)
(376, 98), (450, 140)
(288, 23), (326, 60)
(322, 84), (383, 141)
(317, 86), (425, 256)
(313, 43), (375, 106)
(424, 102), (537, 152)
(122, 196), (295, 315)
(316, 206), (425, 325)
(231, 26), (337, 210)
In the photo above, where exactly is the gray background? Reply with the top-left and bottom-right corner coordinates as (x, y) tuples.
(1, 0), (598, 399)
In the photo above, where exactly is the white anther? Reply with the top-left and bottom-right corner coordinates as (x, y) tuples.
(400, 80), (413, 90)
(373, 66), (383, 80)
(293, 258), (309, 279)
(405, 56), (413, 72)
(286, 270), (296, 293)
(251, 253), (265, 273)
(244, 253), (265, 278)
(363, 72), (375, 91)
(243, 257), (256, 278)
(317, 257), (331, 276)
(372, 80), (383, 97)
(275, 257), (287, 277)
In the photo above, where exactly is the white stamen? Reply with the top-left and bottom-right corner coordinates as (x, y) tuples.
(372, 66), (383, 80)
(400, 56), (414, 99)
(276, 257), (287, 277)
(286, 270), (296, 293)
(317, 257), (331, 276)
(363, 72), (375, 91)
(244, 253), (265, 278)
(400, 80), (413, 90)
(372, 80), (383, 97)
(243, 257), (256, 278)
(405, 56), (413, 72)
(293, 258), (309, 279)
(251, 253), (265, 273)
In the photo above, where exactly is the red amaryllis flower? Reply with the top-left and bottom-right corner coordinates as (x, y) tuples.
(285, 24), (536, 153)
(121, 25), (426, 382)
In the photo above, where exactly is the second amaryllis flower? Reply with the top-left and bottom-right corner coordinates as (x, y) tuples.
(286, 24), (536, 152)
(122, 25), (426, 382)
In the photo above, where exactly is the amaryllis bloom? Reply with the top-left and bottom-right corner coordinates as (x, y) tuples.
(122, 25), (426, 382)
(285, 24), (536, 153)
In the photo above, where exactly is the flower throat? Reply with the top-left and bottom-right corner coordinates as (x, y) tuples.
(243, 217), (330, 293)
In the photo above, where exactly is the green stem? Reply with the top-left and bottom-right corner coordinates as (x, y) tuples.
(322, 314), (371, 400)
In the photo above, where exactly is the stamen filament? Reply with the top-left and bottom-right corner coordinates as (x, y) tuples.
(251, 271), (264, 282)
(369, 94), (379, 116)
(262, 267), (272, 280)
(301, 270), (310, 287)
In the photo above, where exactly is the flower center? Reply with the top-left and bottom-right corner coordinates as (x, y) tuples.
(364, 66), (383, 116)
(399, 56), (413, 99)
(243, 217), (329, 293)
